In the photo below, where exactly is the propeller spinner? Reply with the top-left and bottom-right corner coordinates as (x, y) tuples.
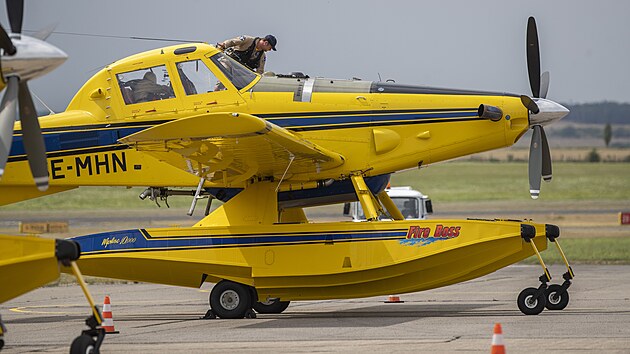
(523, 16), (569, 199)
(0, 0), (68, 191)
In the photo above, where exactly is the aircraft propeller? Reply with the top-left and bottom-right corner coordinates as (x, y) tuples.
(0, 0), (50, 191)
(522, 16), (567, 199)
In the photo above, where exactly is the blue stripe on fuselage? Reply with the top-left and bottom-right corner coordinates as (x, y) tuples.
(8, 126), (146, 160)
(9, 109), (479, 159)
(72, 228), (408, 254)
(264, 111), (478, 128)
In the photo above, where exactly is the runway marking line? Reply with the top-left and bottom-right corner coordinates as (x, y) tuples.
(9, 299), (203, 315)
(10, 304), (87, 315)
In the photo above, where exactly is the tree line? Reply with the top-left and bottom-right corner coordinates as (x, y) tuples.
(563, 102), (630, 124)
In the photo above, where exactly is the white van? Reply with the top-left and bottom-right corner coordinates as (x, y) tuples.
(343, 186), (433, 221)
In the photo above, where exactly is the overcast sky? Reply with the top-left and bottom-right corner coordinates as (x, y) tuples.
(2, 0), (629, 112)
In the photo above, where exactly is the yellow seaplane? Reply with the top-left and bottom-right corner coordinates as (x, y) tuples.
(1, 17), (575, 318)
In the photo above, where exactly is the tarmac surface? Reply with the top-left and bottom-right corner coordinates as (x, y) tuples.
(1, 264), (629, 353)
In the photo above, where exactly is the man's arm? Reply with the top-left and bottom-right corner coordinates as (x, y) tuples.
(217, 35), (249, 51)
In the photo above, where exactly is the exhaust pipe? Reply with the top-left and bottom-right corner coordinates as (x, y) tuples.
(478, 104), (503, 121)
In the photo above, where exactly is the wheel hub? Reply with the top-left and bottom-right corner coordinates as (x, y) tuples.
(525, 295), (538, 308)
(549, 292), (561, 305)
(219, 290), (240, 310)
(260, 298), (277, 306)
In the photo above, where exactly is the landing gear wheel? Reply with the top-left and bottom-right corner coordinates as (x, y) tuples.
(517, 287), (546, 315)
(70, 334), (96, 354)
(253, 299), (291, 314)
(209, 280), (253, 319)
(545, 284), (569, 310)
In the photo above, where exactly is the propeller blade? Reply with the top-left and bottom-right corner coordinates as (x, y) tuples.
(31, 23), (57, 41)
(541, 127), (552, 182)
(0, 23), (16, 55)
(0, 76), (18, 178)
(18, 80), (49, 191)
(529, 125), (543, 199)
(526, 16), (541, 98)
(6, 0), (24, 35)
(520, 95), (540, 114)
(540, 71), (550, 99)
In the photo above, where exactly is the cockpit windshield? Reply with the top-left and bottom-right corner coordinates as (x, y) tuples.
(208, 52), (257, 90)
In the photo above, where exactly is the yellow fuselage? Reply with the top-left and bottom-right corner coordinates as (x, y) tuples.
(0, 43), (529, 204)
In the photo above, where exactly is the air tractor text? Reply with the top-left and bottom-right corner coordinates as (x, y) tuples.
(50, 151), (127, 179)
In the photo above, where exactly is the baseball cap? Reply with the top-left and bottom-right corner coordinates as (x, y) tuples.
(264, 34), (277, 51)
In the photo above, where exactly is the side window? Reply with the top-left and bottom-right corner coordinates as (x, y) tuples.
(116, 65), (175, 105)
(176, 59), (226, 95)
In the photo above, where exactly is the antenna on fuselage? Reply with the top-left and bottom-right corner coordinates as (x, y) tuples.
(30, 90), (56, 115)
(23, 30), (202, 44)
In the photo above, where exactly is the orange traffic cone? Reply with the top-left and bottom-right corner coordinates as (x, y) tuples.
(384, 295), (404, 303)
(102, 295), (119, 334)
(491, 323), (505, 354)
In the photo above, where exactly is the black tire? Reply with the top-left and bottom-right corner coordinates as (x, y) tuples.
(69, 334), (96, 354)
(253, 299), (291, 314)
(545, 284), (569, 310)
(517, 287), (546, 315)
(1, 338), (4, 350)
(209, 281), (253, 319)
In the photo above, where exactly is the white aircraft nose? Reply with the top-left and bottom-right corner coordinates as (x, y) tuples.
(2, 35), (68, 81)
(10, 35), (67, 59)
(530, 98), (570, 126)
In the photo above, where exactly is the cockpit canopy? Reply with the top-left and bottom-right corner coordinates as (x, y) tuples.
(113, 48), (257, 106)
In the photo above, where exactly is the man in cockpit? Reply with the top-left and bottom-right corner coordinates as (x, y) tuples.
(133, 71), (173, 103)
(216, 34), (277, 73)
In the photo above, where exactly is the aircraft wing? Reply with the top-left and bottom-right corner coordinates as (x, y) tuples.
(119, 112), (345, 184)
(0, 235), (79, 303)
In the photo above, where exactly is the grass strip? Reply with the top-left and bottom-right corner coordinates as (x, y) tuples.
(521, 237), (630, 265)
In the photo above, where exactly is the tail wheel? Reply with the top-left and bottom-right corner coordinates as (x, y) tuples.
(545, 284), (569, 310)
(517, 287), (546, 315)
(209, 280), (253, 319)
(69, 334), (96, 354)
(253, 299), (291, 314)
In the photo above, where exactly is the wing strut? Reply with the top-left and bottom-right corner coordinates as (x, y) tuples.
(275, 153), (295, 192)
(187, 177), (207, 216)
(350, 173), (385, 221)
